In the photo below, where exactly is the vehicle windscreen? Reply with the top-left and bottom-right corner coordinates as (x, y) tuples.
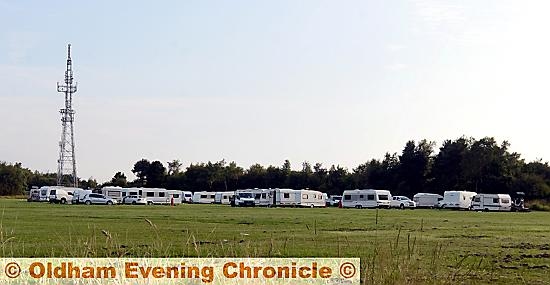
(238, 193), (253, 198)
(378, 195), (389, 200)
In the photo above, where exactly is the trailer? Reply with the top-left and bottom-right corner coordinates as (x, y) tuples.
(413, 193), (443, 208)
(438, 191), (477, 210)
(214, 191), (235, 205)
(192, 191), (216, 204)
(471, 194), (512, 211)
(342, 189), (392, 209)
(296, 189), (326, 208)
(273, 189), (300, 207)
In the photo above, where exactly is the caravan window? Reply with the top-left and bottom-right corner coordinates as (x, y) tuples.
(474, 197), (480, 202)
(262, 193), (266, 199)
(146, 192), (155, 197)
(378, 195), (389, 200)
(200, 194), (207, 199)
(502, 199), (510, 204)
(130, 192), (138, 195)
(283, 193), (290, 199)
(493, 198), (499, 203)
(367, 194), (375, 200)
(344, 195), (351, 201)
(359, 195), (364, 199)
(159, 192), (165, 197)
(139, 190), (142, 196)
(302, 194), (308, 199)
(50, 190), (56, 195)
(255, 194), (261, 199)
(173, 194), (180, 198)
(41, 189), (47, 195)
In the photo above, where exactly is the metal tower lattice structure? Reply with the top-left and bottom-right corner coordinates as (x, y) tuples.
(56, 44), (78, 187)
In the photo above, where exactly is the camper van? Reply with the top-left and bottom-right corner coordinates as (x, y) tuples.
(471, 194), (512, 211)
(413, 193), (444, 208)
(341, 189), (392, 209)
(49, 187), (80, 204)
(234, 189), (273, 207)
(438, 191), (477, 210)
(214, 191), (235, 205)
(27, 187), (41, 202)
(192, 191), (216, 204)
(38, 186), (53, 202)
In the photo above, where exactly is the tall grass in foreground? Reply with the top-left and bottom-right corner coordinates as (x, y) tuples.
(0, 215), (497, 285)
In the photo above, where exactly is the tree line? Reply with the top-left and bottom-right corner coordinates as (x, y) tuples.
(2, 136), (550, 200)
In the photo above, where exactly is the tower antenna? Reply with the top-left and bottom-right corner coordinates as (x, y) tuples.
(56, 44), (78, 187)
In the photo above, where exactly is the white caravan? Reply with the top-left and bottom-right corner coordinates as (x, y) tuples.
(413, 193), (444, 208)
(27, 187), (41, 202)
(101, 186), (128, 202)
(234, 189), (273, 206)
(341, 189), (392, 209)
(142, 188), (182, 205)
(438, 191), (477, 210)
(72, 189), (93, 204)
(49, 187), (80, 204)
(296, 189), (326, 208)
(273, 189), (300, 207)
(182, 191), (193, 203)
(471, 194), (512, 212)
(214, 191), (235, 205)
(192, 191), (216, 204)
(38, 186), (53, 202)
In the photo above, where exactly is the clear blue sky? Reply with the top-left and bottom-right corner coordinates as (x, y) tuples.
(1, 0), (549, 183)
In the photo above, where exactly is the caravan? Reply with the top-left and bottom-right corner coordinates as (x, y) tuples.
(214, 191), (235, 205)
(471, 194), (512, 211)
(273, 189), (300, 207)
(192, 191), (216, 204)
(342, 189), (392, 209)
(438, 191), (477, 210)
(235, 189), (273, 207)
(413, 193), (444, 208)
(296, 189), (326, 208)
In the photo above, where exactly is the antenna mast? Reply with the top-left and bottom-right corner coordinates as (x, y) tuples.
(56, 44), (78, 187)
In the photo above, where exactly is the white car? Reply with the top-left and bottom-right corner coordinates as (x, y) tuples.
(82, 193), (117, 205)
(391, 196), (416, 209)
(121, 195), (148, 205)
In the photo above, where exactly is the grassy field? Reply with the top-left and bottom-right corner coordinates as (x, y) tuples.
(1, 199), (549, 284)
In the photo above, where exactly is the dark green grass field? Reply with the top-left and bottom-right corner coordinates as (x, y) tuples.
(1, 199), (549, 284)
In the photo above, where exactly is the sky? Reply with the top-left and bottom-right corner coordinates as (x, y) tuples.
(1, 0), (550, 183)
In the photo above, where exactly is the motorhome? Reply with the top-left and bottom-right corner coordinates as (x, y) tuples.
(38, 186), (53, 202)
(471, 194), (512, 211)
(341, 189), (392, 209)
(192, 191), (216, 204)
(235, 189), (272, 206)
(438, 191), (477, 210)
(142, 188), (182, 204)
(413, 193), (444, 208)
(27, 187), (41, 202)
(214, 191), (235, 205)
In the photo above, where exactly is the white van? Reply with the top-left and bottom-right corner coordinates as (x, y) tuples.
(27, 188), (41, 202)
(214, 191), (235, 205)
(413, 193), (444, 208)
(439, 191), (477, 210)
(342, 189), (392, 209)
(38, 186), (53, 202)
(192, 191), (216, 204)
(49, 187), (79, 204)
(471, 194), (512, 211)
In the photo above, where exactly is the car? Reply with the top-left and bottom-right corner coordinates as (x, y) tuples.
(121, 195), (148, 205)
(82, 193), (117, 205)
(390, 196), (416, 209)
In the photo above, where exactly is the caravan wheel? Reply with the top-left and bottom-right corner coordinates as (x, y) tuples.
(310, 204), (314, 208)
(60, 198), (67, 204)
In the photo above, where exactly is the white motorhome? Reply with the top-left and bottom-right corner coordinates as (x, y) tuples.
(296, 189), (326, 208)
(341, 189), (392, 209)
(49, 187), (80, 204)
(439, 191), (477, 210)
(38, 186), (53, 202)
(413, 193), (444, 208)
(235, 189), (272, 206)
(214, 191), (235, 205)
(471, 194), (512, 211)
(142, 188), (182, 205)
(192, 191), (216, 204)
(72, 189), (93, 204)
(27, 187), (41, 202)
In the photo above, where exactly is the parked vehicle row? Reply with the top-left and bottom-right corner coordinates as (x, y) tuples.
(27, 186), (530, 212)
